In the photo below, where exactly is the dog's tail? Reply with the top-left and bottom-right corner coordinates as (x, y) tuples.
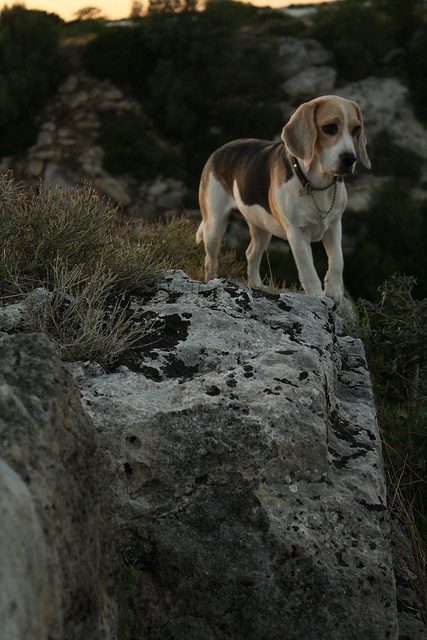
(196, 221), (204, 245)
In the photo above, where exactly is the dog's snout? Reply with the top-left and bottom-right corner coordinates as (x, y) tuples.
(340, 152), (356, 168)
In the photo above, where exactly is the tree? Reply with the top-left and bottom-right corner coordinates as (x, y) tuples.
(74, 6), (106, 21)
(311, 0), (393, 80)
(148, 0), (198, 13)
(130, 0), (145, 18)
(0, 5), (68, 155)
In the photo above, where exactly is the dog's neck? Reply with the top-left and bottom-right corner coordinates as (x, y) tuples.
(291, 155), (341, 192)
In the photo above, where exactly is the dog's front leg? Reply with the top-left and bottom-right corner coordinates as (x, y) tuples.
(287, 228), (323, 297)
(322, 220), (344, 305)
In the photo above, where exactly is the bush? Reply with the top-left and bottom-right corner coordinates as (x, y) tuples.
(356, 275), (427, 547)
(0, 5), (68, 156)
(406, 27), (427, 124)
(24, 261), (157, 365)
(344, 275), (427, 617)
(344, 180), (427, 301)
(310, 0), (393, 81)
(0, 173), (165, 294)
(99, 115), (183, 180)
(369, 130), (423, 184)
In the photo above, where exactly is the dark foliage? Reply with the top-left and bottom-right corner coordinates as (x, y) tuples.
(82, 1), (289, 186)
(345, 181), (427, 301)
(0, 5), (68, 156)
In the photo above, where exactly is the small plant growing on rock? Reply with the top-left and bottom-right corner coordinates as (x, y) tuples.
(23, 260), (157, 365)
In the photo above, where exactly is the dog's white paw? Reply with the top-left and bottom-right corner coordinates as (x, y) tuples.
(324, 281), (343, 306)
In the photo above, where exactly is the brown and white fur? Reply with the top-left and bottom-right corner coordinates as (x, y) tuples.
(196, 95), (371, 305)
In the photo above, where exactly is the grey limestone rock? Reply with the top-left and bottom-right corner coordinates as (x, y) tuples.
(71, 271), (399, 640)
(0, 333), (115, 640)
(0, 459), (50, 640)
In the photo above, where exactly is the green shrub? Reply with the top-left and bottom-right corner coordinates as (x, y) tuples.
(406, 27), (427, 124)
(310, 0), (393, 81)
(370, 130), (423, 184)
(357, 275), (427, 544)
(353, 275), (427, 617)
(0, 5), (68, 156)
(99, 115), (183, 180)
(0, 173), (165, 294)
(345, 180), (427, 301)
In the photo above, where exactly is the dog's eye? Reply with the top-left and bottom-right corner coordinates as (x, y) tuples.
(322, 124), (338, 136)
(352, 125), (361, 137)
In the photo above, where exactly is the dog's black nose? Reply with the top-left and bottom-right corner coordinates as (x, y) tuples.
(340, 153), (356, 168)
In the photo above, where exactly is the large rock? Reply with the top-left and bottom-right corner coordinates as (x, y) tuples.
(0, 460), (50, 640)
(282, 65), (337, 103)
(338, 77), (427, 159)
(0, 333), (115, 640)
(279, 37), (334, 80)
(70, 271), (399, 640)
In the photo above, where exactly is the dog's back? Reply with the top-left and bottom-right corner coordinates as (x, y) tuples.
(199, 139), (292, 218)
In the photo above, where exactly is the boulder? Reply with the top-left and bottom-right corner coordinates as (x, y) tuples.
(0, 333), (115, 640)
(70, 271), (399, 640)
(0, 460), (50, 640)
(338, 77), (427, 159)
(282, 65), (337, 103)
(279, 37), (334, 80)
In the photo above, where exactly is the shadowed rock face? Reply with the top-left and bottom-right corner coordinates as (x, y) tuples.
(68, 272), (398, 640)
(0, 334), (114, 640)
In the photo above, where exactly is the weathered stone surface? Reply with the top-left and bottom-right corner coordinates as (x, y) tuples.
(69, 271), (399, 640)
(338, 77), (427, 159)
(0, 459), (50, 640)
(0, 333), (115, 640)
(279, 37), (334, 80)
(282, 65), (337, 103)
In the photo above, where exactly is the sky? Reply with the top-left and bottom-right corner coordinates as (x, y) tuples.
(3, 0), (329, 22)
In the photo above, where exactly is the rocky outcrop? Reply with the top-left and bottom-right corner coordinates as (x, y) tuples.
(0, 72), (188, 217)
(0, 334), (115, 640)
(3, 272), (427, 638)
(279, 37), (337, 103)
(66, 272), (398, 640)
(338, 76), (427, 160)
(0, 460), (50, 640)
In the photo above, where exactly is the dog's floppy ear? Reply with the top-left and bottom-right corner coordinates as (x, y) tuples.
(351, 100), (371, 169)
(281, 100), (318, 164)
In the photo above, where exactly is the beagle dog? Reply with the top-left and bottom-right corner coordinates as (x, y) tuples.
(196, 95), (371, 305)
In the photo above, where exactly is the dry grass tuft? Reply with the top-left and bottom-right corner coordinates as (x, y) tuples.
(23, 260), (157, 365)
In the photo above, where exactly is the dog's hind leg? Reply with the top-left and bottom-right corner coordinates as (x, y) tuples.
(246, 224), (271, 288)
(201, 214), (230, 281)
(198, 175), (233, 281)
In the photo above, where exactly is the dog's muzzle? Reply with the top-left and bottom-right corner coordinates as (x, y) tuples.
(337, 152), (357, 175)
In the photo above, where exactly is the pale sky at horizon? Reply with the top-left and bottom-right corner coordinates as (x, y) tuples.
(1, 0), (331, 22)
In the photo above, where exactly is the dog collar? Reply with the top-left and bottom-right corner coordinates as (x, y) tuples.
(291, 155), (340, 218)
(291, 155), (339, 193)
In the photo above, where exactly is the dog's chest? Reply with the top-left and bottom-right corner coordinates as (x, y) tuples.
(275, 180), (347, 238)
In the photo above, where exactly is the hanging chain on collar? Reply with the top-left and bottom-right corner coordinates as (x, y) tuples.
(308, 179), (338, 219)
(291, 155), (338, 219)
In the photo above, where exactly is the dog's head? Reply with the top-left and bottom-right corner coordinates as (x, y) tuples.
(282, 95), (371, 176)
